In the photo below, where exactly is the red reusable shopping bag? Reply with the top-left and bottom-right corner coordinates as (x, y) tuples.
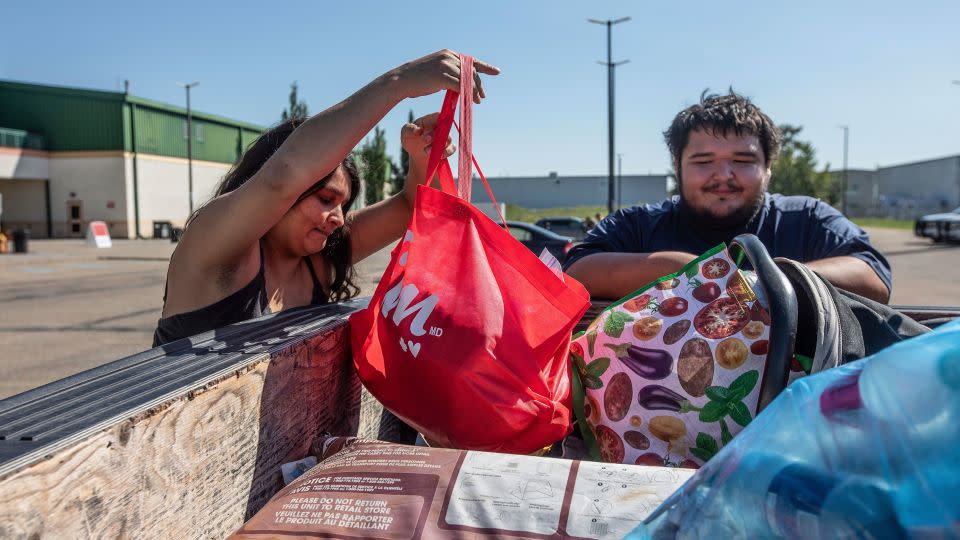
(350, 54), (591, 454)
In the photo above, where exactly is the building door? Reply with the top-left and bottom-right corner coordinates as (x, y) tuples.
(67, 200), (83, 238)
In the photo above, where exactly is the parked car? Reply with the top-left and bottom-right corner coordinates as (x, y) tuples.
(534, 216), (589, 240)
(505, 220), (574, 260)
(915, 206), (960, 242)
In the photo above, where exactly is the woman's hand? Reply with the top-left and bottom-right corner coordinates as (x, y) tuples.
(341, 112), (457, 263)
(340, 53), (496, 263)
(389, 49), (500, 104)
(400, 113), (455, 207)
(167, 49), (497, 307)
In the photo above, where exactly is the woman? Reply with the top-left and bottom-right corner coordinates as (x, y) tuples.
(154, 50), (499, 346)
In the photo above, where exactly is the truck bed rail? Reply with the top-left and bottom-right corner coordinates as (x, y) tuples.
(0, 301), (371, 539)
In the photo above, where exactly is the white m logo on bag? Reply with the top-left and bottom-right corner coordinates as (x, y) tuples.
(380, 230), (439, 339)
(381, 282), (437, 337)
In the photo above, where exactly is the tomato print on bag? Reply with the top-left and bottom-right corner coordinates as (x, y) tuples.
(571, 244), (775, 468)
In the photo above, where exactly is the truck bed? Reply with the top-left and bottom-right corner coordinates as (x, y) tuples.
(0, 300), (956, 538)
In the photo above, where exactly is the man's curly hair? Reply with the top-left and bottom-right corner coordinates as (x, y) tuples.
(664, 89), (782, 170)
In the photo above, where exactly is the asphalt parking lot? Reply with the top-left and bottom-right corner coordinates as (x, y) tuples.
(0, 227), (957, 399)
(0, 239), (393, 399)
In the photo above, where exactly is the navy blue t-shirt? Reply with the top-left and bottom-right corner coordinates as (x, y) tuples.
(563, 194), (892, 293)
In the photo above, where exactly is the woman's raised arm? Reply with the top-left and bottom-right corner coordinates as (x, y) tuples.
(176, 50), (498, 274)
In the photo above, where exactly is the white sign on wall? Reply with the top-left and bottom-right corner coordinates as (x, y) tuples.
(86, 220), (112, 248)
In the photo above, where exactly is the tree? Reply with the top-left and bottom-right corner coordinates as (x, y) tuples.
(281, 81), (309, 121)
(400, 110), (414, 179)
(356, 126), (392, 205)
(769, 124), (836, 204)
(384, 110), (415, 197)
(389, 159), (403, 197)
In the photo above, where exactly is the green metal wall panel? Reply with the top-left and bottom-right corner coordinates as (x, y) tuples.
(1, 80), (264, 162)
(132, 105), (186, 157)
(0, 82), (124, 151)
(131, 105), (260, 164)
(0, 127), (46, 150)
(240, 128), (262, 155)
(123, 103), (133, 151)
(197, 121), (243, 164)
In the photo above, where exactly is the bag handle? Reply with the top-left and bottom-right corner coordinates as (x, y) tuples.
(423, 90), (459, 195)
(457, 55), (474, 201)
(422, 53), (506, 227)
(730, 234), (798, 411)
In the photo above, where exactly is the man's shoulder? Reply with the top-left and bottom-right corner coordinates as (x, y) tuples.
(622, 197), (678, 221)
(767, 193), (842, 219)
(766, 194), (867, 244)
(589, 198), (676, 240)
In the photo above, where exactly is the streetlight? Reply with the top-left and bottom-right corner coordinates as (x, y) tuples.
(838, 125), (849, 215)
(178, 81), (200, 215)
(617, 152), (625, 209)
(589, 16), (630, 214)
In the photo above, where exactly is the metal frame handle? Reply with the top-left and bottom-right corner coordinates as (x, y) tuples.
(730, 234), (798, 411)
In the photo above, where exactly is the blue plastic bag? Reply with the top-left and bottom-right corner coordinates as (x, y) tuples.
(626, 319), (960, 539)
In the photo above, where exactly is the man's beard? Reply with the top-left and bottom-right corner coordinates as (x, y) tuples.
(679, 181), (766, 230)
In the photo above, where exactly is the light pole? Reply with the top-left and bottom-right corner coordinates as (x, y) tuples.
(617, 152), (624, 209)
(178, 81), (200, 215)
(589, 16), (630, 215)
(839, 125), (849, 215)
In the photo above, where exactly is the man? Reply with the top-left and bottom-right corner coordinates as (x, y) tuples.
(565, 91), (891, 303)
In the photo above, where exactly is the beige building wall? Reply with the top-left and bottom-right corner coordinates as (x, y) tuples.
(0, 148), (51, 235)
(0, 179), (47, 235)
(128, 154), (231, 237)
(47, 153), (128, 238)
(0, 148), (49, 180)
(0, 150), (236, 239)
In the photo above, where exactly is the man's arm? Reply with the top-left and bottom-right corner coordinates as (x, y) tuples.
(804, 256), (890, 304)
(565, 251), (697, 300)
(571, 253), (890, 304)
(796, 198), (893, 304)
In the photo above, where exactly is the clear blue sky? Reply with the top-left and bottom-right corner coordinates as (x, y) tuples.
(3, 1), (958, 177)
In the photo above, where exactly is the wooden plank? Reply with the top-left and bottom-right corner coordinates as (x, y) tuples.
(0, 321), (361, 539)
(355, 387), (418, 445)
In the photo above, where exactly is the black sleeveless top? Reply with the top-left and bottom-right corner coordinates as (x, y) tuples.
(153, 246), (328, 346)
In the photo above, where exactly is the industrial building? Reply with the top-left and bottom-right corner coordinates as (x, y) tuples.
(3, 78), (956, 238)
(470, 172), (668, 210)
(0, 79), (263, 239)
(834, 155), (960, 219)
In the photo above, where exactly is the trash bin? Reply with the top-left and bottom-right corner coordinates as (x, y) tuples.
(170, 227), (183, 243)
(152, 221), (172, 239)
(12, 228), (29, 253)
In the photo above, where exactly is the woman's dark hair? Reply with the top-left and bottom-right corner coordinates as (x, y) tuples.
(664, 89), (782, 175)
(202, 117), (362, 302)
